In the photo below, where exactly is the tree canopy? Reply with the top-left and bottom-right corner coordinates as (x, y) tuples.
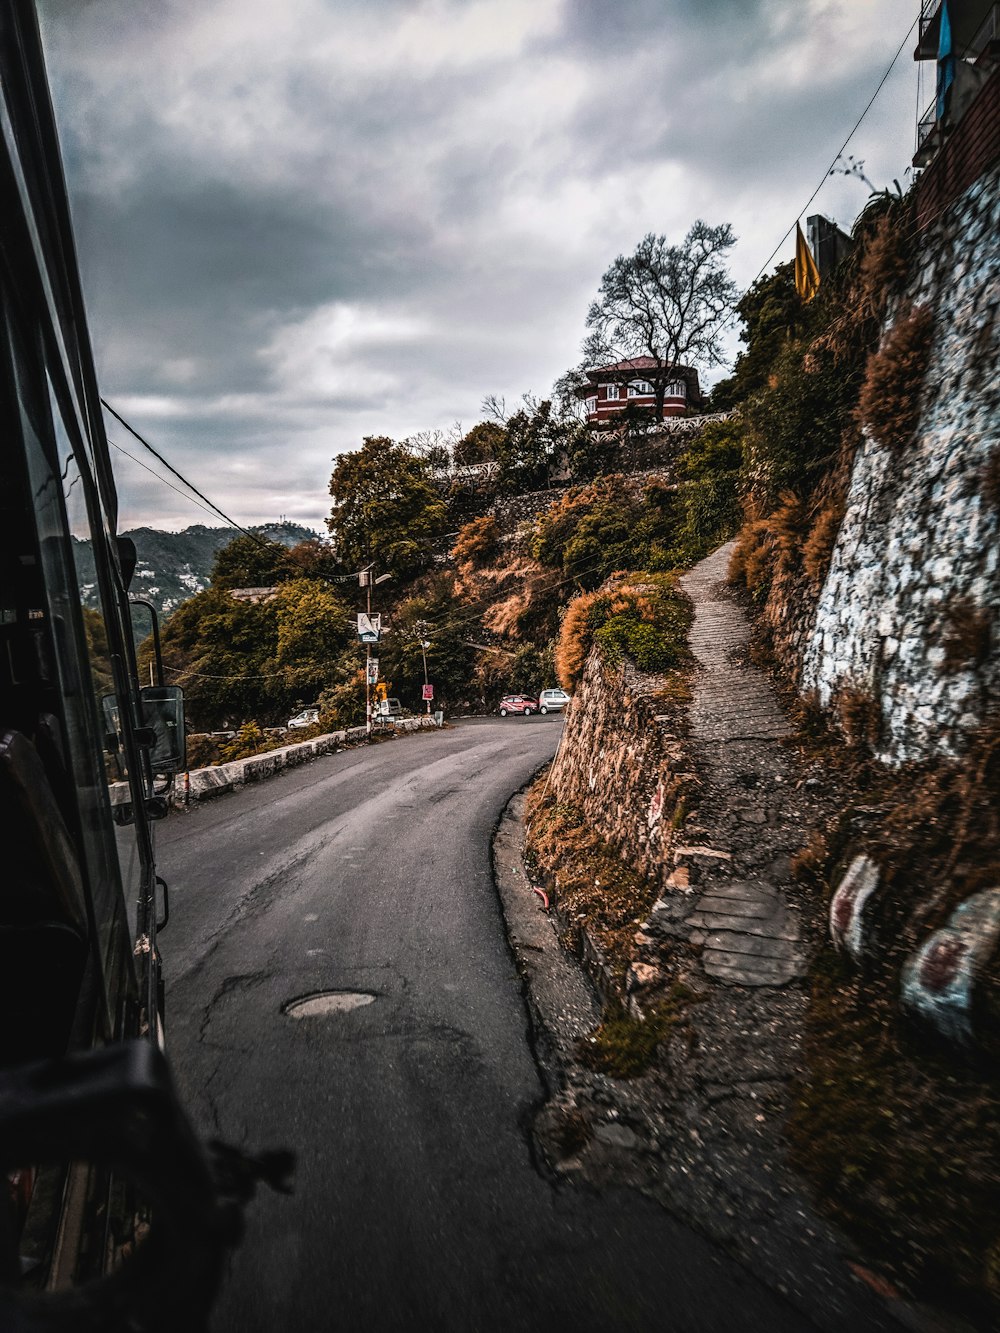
(326, 436), (449, 583)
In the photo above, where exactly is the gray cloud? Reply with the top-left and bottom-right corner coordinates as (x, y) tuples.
(38, 0), (918, 531)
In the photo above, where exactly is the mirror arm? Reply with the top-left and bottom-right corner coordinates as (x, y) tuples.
(130, 598), (164, 687)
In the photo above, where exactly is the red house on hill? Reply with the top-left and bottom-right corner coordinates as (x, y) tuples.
(574, 357), (702, 425)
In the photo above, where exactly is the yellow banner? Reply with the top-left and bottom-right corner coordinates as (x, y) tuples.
(795, 223), (820, 303)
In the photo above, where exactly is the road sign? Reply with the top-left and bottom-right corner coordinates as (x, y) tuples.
(422, 683), (434, 701)
(357, 612), (381, 644)
(367, 659), (379, 685)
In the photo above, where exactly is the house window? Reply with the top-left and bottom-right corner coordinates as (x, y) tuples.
(586, 397), (597, 415)
(605, 384), (620, 401)
(664, 380), (686, 399)
(628, 380), (653, 396)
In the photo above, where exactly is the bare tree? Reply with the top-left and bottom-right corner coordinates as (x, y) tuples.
(480, 393), (507, 424)
(584, 220), (738, 421)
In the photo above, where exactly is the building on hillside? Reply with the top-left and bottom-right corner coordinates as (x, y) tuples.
(806, 214), (853, 278)
(913, 1), (1000, 195)
(574, 357), (702, 425)
(229, 586), (277, 603)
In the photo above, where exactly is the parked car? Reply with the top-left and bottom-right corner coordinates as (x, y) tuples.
(377, 698), (403, 718)
(288, 707), (320, 729)
(539, 688), (571, 714)
(498, 695), (539, 717)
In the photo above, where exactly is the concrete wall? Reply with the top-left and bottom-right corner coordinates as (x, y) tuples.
(798, 162), (1000, 763)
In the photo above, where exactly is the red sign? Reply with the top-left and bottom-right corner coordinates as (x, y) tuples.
(422, 684), (434, 701)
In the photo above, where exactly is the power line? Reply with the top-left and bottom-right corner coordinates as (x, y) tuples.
(721, 11), (920, 335)
(109, 437), (240, 529)
(103, 398), (370, 586)
(101, 397), (270, 545)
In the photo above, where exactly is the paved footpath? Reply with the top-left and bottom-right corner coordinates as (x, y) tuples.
(505, 544), (950, 1333)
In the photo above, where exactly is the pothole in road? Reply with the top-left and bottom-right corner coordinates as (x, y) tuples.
(283, 990), (376, 1018)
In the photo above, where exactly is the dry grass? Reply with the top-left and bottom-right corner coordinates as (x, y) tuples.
(856, 304), (934, 452)
(836, 686), (882, 754)
(578, 986), (702, 1079)
(802, 496), (846, 586)
(728, 491), (811, 599)
(451, 515), (500, 568)
(554, 576), (691, 691)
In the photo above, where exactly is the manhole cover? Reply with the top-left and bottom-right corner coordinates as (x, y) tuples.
(283, 991), (376, 1018)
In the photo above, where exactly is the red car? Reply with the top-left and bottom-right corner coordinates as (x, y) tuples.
(498, 694), (539, 717)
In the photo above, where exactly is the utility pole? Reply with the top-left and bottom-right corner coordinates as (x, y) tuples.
(360, 565), (390, 734)
(360, 565), (373, 735)
(415, 620), (431, 714)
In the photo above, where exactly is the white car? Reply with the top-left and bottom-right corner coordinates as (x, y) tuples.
(287, 707), (320, 729)
(539, 688), (571, 714)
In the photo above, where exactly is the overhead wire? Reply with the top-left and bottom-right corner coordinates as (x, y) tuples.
(109, 437), (241, 529)
(101, 397), (269, 544)
(719, 10), (921, 337)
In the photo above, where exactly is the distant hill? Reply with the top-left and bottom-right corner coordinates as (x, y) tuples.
(72, 522), (317, 616)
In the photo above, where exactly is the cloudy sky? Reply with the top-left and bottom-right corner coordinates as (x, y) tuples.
(37, 0), (926, 532)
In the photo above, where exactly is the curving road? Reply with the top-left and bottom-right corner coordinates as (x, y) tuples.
(159, 717), (811, 1332)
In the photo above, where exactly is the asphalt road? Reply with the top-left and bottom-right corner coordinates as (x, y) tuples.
(159, 718), (812, 1332)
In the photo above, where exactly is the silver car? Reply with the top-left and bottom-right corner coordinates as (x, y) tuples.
(539, 688), (571, 714)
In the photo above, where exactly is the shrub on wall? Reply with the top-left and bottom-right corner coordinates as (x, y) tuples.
(555, 575), (691, 690)
(451, 515), (501, 568)
(856, 304), (934, 452)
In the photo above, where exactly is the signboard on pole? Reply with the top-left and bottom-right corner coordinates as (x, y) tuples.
(367, 659), (380, 685)
(422, 683), (434, 701)
(357, 612), (381, 644)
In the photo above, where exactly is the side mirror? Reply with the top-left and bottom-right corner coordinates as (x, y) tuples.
(139, 686), (187, 775)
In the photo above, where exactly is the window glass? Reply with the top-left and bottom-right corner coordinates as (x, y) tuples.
(4, 305), (137, 984)
(606, 385), (620, 400)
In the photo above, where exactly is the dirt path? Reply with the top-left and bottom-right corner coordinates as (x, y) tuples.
(507, 543), (915, 1332)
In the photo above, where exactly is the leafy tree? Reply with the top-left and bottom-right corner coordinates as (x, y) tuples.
(583, 221), (738, 420)
(211, 534), (289, 589)
(326, 436), (449, 583)
(530, 476), (683, 588)
(380, 577), (477, 710)
(494, 400), (585, 494)
(709, 262), (805, 409)
(282, 537), (343, 582)
(272, 579), (354, 696)
(453, 421), (505, 466)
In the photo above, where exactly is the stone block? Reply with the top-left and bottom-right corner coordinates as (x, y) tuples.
(187, 767), (233, 801)
(901, 888), (1000, 1056)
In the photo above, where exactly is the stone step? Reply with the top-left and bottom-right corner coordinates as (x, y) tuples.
(702, 950), (801, 987)
(689, 911), (799, 939)
(693, 895), (778, 920)
(704, 931), (803, 961)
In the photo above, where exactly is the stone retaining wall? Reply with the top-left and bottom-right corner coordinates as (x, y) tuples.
(797, 163), (1000, 763)
(547, 648), (694, 895)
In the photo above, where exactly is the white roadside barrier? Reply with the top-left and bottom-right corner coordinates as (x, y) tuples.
(105, 717), (442, 812)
